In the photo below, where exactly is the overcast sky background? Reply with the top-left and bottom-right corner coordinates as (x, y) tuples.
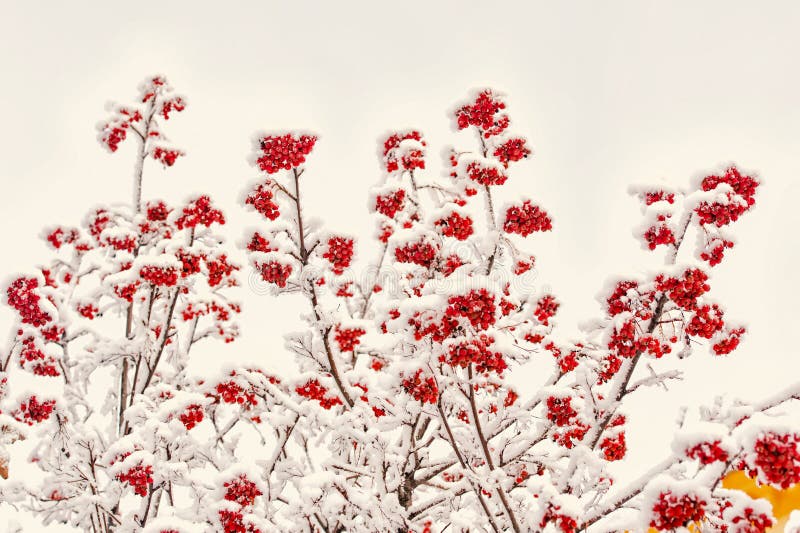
(1, 1), (799, 530)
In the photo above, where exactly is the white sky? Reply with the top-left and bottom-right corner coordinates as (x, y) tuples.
(1, 1), (799, 530)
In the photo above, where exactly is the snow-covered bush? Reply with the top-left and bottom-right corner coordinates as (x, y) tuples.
(1, 79), (798, 532)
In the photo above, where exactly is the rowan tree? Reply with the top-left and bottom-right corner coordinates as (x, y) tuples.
(1, 79), (798, 533)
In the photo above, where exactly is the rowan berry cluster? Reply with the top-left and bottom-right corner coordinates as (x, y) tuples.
(6, 277), (51, 327)
(455, 89), (510, 138)
(254, 133), (317, 174)
(685, 440), (729, 465)
(394, 240), (438, 268)
(435, 211), (474, 240)
(175, 195), (226, 230)
(374, 189), (406, 218)
(649, 491), (706, 531)
(323, 236), (354, 274)
(295, 379), (343, 410)
(223, 474), (262, 507)
(140, 265), (179, 287)
(334, 326), (365, 352)
(256, 261), (292, 288)
(383, 130), (426, 173)
(503, 201), (553, 236)
(14, 395), (56, 425)
(116, 463), (154, 497)
(179, 404), (204, 430)
(245, 183), (280, 220)
(446, 289), (497, 331)
(402, 370), (438, 404)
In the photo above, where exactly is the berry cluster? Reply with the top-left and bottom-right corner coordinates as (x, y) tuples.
(152, 146), (183, 167)
(216, 380), (257, 408)
(686, 304), (725, 339)
(223, 474), (262, 507)
(179, 404), (204, 430)
(323, 236), (354, 274)
(435, 211), (474, 241)
(383, 131), (426, 173)
(401, 370), (439, 404)
(206, 254), (238, 287)
(539, 504), (578, 533)
(656, 268), (710, 311)
(159, 95), (186, 120)
(175, 195), (226, 230)
(295, 379), (343, 410)
(695, 167), (759, 228)
(725, 505), (774, 533)
(77, 303), (99, 319)
(246, 232), (275, 253)
(600, 431), (627, 461)
(455, 90), (509, 138)
(493, 137), (530, 167)
(218, 509), (261, 533)
(546, 396), (578, 427)
(649, 491), (706, 531)
(700, 237), (735, 267)
(256, 261), (293, 288)
(334, 326), (365, 352)
(465, 161), (508, 186)
(19, 337), (59, 376)
(117, 463), (153, 497)
(140, 265), (179, 287)
(445, 335), (507, 374)
(46, 227), (79, 249)
(446, 289), (497, 331)
(394, 240), (438, 268)
(643, 190), (676, 206)
(375, 189), (406, 218)
(146, 200), (171, 222)
(503, 201), (553, 236)
(644, 224), (675, 250)
(15, 396), (56, 425)
(245, 183), (280, 220)
(685, 440), (729, 465)
(746, 432), (800, 489)
(534, 295), (559, 326)
(254, 134), (317, 174)
(6, 277), (52, 327)
(713, 327), (745, 355)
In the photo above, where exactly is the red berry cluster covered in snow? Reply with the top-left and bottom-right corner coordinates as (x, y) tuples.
(402, 369), (439, 404)
(455, 89), (510, 138)
(435, 211), (474, 240)
(374, 189), (406, 219)
(445, 334), (507, 374)
(446, 289), (497, 331)
(223, 473), (262, 507)
(334, 326), (365, 352)
(116, 463), (154, 497)
(394, 239), (438, 268)
(649, 489), (707, 530)
(743, 431), (800, 489)
(179, 404), (204, 430)
(254, 133), (317, 174)
(245, 182), (280, 220)
(6, 277), (52, 327)
(295, 379), (343, 410)
(383, 130), (426, 173)
(503, 201), (553, 236)
(175, 195), (226, 230)
(322, 236), (354, 274)
(255, 260), (292, 288)
(14, 395), (56, 425)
